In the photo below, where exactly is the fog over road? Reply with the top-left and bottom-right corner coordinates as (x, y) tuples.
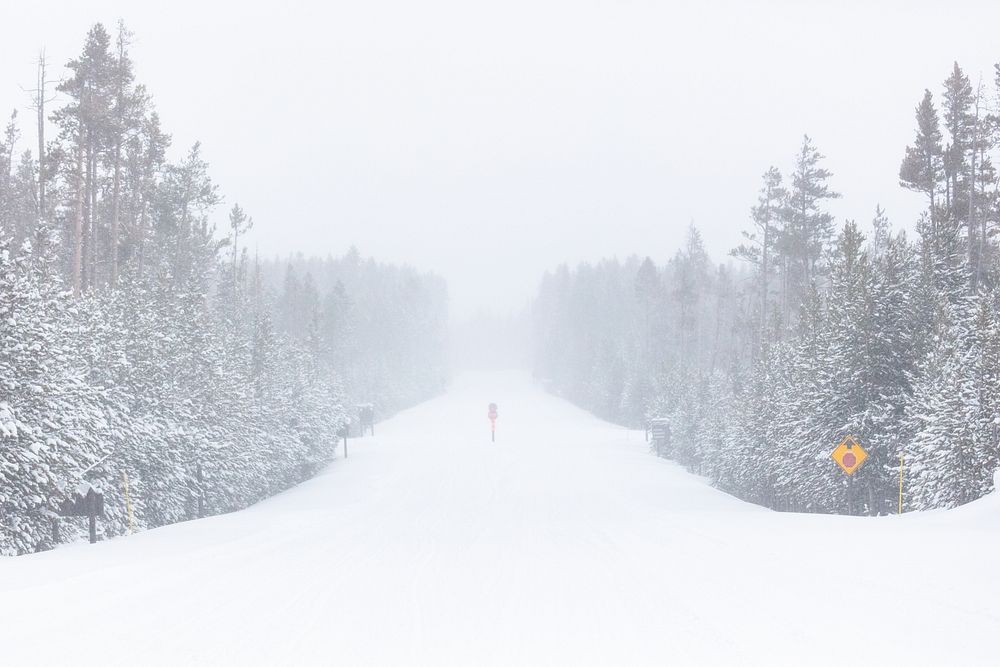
(3, 372), (997, 665)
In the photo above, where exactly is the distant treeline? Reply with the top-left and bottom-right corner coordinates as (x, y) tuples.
(0, 23), (448, 555)
(533, 62), (1000, 515)
(257, 250), (449, 416)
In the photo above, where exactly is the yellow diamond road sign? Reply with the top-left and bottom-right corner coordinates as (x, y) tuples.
(831, 435), (868, 475)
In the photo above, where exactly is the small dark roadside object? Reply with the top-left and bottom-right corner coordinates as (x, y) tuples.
(648, 418), (671, 457)
(359, 404), (375, 436)
(59, 482), (105, 544)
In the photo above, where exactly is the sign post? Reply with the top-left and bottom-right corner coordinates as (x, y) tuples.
(340, 425), (349, 458)
(59, 482), (105, 544)
(831, 435), (869, 514)
(649, 418), (670, 457)
(488, 403), (498, 442)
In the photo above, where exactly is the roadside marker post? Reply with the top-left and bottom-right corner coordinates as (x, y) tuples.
(488, 403), (498, 442)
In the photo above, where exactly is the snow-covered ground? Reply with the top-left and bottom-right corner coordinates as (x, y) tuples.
(2, 371), (998, 666)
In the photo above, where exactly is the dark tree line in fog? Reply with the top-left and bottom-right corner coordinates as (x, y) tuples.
(534, 62), (1000, 515)
(0, 23), (447, 555)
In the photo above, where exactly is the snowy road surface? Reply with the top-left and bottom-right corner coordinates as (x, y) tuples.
(2, 371), (999, 666)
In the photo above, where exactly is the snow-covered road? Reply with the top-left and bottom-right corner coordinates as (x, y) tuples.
(2, 371), (998, 665)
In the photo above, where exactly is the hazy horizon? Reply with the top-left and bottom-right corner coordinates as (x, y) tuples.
(3, 0), (1000, 320)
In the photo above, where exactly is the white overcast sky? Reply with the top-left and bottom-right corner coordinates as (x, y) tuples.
(2, 1), (999, 320)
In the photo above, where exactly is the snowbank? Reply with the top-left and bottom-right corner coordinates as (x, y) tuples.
(1, 371), (997, 666)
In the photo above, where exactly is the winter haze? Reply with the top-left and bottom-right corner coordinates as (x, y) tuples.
(1, 0), (997, 318)
(5, 2), (1000, 665)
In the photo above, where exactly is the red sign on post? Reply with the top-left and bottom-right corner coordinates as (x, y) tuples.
(488, 403), (498, 441)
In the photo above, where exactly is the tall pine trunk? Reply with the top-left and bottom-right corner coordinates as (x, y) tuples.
(35, 56), (46, 225)
(111, 140), (121, 283)
(72, 123), (84, 297)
